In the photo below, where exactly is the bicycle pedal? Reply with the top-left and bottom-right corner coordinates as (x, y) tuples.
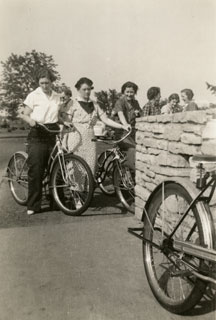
(170, 270), (192, 277)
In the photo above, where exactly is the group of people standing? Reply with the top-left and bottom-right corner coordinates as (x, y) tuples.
(142, 86), (198, 116)
(22, 67), (198, 215)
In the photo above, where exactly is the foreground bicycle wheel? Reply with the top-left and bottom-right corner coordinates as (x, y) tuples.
(113, 163), (135, 213)
(7, 152), (28, 205)
(51, 154), (94, 216)
(143, 182), (208, 314)
(97, 150), (115, 196)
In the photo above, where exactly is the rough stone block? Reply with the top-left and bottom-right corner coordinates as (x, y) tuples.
(136, 161), (149, 172)
(136, 122), (151, 132)
(136, 151), (143, 162)
(147, 148), (161, 155)
(173, 111), (207, 124)
(141, 154), (156, 165)
(181, 133), (202, 145)
(136, 132), (144, 145)
(157, 151), (189, 167)
(142, 138), (168, 150)
(135, 206), (143, 220)
(146, 169), (156, 178)
(173, 112), (188, 123)
(136, 174), (143, 186)
(142, 123), (153, 132)
(147, 115), (157, 122)
(136, 117), (147, 123)
(141, 172), (152, 182)
(156, 114), (173, 123)
(136, 145), (147, 154)
(135, 185), (151, 201)
(184, 111), (207, 124)
(145, 182), (156, 192)
(136, 145), (142, 152)
(168, 142), (201, 155)
(156, 139), (168, 150)
(143, 132), (154, 138)
(151, 124), (165, 134)
(206, 108), (216, 115)
(136, 196), (145, 210)
(153, 133), (164, 140)
(154, 173), (166, 185)
(140, 146), (148, 154)
(163, 125), (182, 141)
(153, 165), (191, 177)
(182, 123), (204, 136)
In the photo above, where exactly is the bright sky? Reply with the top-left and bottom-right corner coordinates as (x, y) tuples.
(0, 0), (216, 104)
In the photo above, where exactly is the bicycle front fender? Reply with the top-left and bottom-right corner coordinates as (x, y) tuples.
(142, 177), (214, 250)
(6, 151), (28, 175)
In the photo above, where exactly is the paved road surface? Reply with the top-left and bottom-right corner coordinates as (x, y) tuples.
(0, 138), (215, 320)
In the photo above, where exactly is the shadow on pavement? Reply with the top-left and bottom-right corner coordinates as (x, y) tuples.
(0, 182), (131, 229)
(185, 284), (216, 316)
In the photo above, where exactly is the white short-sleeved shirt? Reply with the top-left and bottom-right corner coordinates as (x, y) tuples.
(24, 87), (60, 124)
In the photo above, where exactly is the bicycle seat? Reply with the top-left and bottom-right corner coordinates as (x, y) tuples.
(191, 154), (216, 163)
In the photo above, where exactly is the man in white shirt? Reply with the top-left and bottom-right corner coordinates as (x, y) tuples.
(22, 68), (61, 215)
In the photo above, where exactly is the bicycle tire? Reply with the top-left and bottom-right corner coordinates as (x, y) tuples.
(143, 182), (209, 314)
(113, 163), (135, 213)
(97, 150), (115, 196)
(8, 152), (28, 205)
(51, 154), (94, 216)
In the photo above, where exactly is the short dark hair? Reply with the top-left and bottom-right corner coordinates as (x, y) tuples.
(121, 81), (138, 94)
(62, 87), (72, 97)
(75, 77), (94, 90)
(36, 68), (57, 82)
(181, 89), (194, 100)
(168, 93), (180, 103)
(147, 87), (160, 100)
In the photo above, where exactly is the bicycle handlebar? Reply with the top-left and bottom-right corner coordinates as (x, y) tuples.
(35, 123), (61, 133)
(92, 127), (132, 145)
(35, 122), (74, 134)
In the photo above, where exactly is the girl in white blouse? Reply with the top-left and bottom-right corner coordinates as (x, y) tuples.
(61, 77), (129, 174)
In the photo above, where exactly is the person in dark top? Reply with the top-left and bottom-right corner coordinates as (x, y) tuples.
(181, 89), (198, 111)
(113, 81), (142, 139)
(113, 81), (142, 170)
(143, 87), (161, 116)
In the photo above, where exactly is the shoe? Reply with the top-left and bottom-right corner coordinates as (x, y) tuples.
(75, 199), (82, 209)
(27, 208), (41, 215)
(27, 210), (34, 215)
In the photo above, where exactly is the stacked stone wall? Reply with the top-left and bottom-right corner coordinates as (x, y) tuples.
(135, 109), (216, 219)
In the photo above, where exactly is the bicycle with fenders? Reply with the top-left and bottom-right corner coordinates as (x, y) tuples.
(6, 123), (94, 216)
(93, 127), (135, 213)
(128, 154), (216, 314)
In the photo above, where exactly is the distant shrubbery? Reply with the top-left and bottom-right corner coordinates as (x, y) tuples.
(0, 117), (28, 132)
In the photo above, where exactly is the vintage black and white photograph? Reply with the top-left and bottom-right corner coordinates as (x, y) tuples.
(0, 0), (216, 319)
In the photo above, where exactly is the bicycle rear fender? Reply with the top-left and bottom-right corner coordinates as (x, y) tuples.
(142, 177), (214, 249)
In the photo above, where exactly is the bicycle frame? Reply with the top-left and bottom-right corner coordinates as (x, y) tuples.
(94, 128), (132, 185)
(43, 132), (76, 189)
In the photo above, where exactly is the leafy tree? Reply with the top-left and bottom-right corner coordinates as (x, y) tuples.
(0, 50), (64, 120)
(206, 82), (216, 96)
(94, 89), (121, 116)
